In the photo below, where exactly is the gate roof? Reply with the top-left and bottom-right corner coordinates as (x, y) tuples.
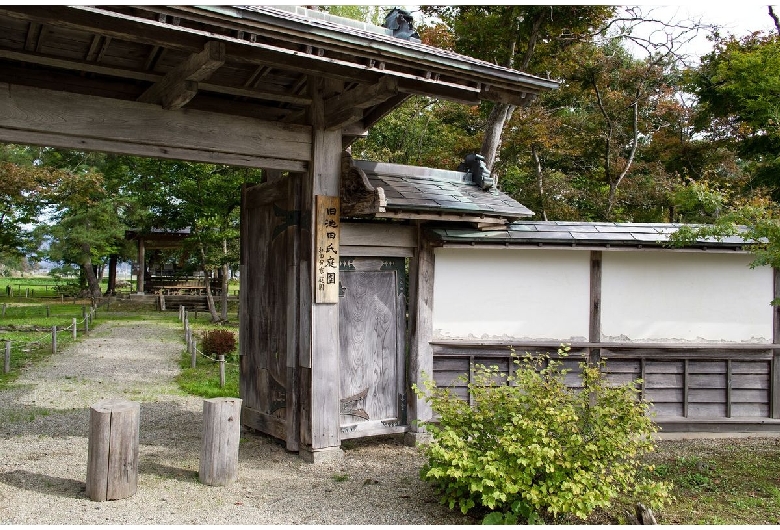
(0, 5), (557, 141)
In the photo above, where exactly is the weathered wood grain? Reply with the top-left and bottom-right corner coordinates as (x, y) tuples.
(408, 226), (435, 432)
(199, 398), (242, 486)
(338, 259), (403, 432)
(0, 83), (311, 165)
(306, 77), (342, 451)
(86, 399), (139, 502)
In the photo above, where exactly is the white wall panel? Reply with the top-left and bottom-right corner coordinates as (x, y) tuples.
(432, 248), (590, 340)
(601, 251), (773, 342)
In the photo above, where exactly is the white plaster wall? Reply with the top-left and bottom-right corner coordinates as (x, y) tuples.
(432, 248), (590, 340)
(601, 251), (773, 342)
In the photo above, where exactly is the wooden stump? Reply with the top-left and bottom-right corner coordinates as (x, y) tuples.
(199, 397), (242, 486)
(86, 399), (140, 501)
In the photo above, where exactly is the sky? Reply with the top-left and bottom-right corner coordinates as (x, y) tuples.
(625, 3), (778, 60)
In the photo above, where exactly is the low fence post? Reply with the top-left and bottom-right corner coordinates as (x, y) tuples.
(191, 337), (197, 369)
(4, 340), (9, 374)
(72, 318), (77, 340)
(52, 325), (57, 354)
(46, 305), (50, 318)
(219, 355), (226, 388)
(85, 313), (89, 334)
(82, 306), (87, 320)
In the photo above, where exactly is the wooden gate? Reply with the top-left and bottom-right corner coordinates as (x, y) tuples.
(240, 175), (301, 451)
(338, 257), (407, 439)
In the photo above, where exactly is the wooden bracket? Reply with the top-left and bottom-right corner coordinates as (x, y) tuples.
(137, 40), (225, 109)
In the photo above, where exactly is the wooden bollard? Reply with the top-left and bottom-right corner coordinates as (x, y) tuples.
(199, 398), (242, 486)
(85, 314), (89, 334)
(51, 325), (57, 354)
(46, 305), (50, 318)
(219, 355), (226, 388)
(72, 318), (77, 340)
(86, 399), (140, 501)
(4, 340), (9, 374)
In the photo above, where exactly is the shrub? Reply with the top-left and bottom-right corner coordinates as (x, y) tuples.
(414, 347), (671, 523)
(200, 328), (236, 359)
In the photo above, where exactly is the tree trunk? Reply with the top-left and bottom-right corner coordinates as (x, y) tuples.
(82, 243), (102, 300)
(220, 238), (228, 321)
(480, 103), (515, 179)
(198, 242), (220, 322)
(203, 268), (220, 322)
(531, 145), (548, 221)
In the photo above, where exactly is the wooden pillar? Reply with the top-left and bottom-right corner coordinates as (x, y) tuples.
(199, 397), (242, 486)
(406, 224), (435, 442)
(107, 254), (117, 295)
(299, 76), (342, 462)
(86, 399), (140, 501)
(589, 250), (603, 365)
(136, 238), (145, 294)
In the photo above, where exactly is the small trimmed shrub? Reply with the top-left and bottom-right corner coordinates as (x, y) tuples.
(414, 348), (671, 523)
(200, 328), (236, 359)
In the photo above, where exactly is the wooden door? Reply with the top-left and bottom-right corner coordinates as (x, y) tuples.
(338, 257), (407, 439)
(240, 175), (301, 451)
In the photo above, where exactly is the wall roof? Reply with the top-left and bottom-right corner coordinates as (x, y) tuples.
(428, 221), (751, 250)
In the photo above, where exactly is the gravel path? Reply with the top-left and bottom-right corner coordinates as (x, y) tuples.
(0, 319), (473, 525)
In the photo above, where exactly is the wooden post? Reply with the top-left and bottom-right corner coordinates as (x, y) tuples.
(136, 237), (145, 294)
(406, 226), (435, 442)
(191, 338), (197, 369)
(72, 318), (77, 340)
(52, 325), (57, 354)
(4, 340), (9, 374)
(199, 397), (242, 486)
(2, 303), (5, 317)
(82, 306), (87, 319)
(219, 355), (225, 388)
(301, 76), (342, 459)
(85, 314), (89, 334)
(86, 399), (140, 501)
(46, 305), (50, 318)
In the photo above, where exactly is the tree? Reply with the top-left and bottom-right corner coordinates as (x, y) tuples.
(42, 159), (127, 300)
(0, 144), (64, 260)
(419, 6), (616, 178)
(118, 157), (261, 322)
(690, 32), (780, 199)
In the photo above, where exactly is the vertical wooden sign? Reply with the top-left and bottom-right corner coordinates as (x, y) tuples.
(315, 195), (340, 304)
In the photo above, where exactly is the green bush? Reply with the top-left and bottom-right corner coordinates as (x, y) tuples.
(200, 328), (236, 359)
(414, 348), (671, 523)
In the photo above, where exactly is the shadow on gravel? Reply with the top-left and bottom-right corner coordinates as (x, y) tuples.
(0, 470), (85, 499)
(138, 461), (199, 483)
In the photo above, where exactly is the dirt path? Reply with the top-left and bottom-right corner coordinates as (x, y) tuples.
(0, 319), (472, 524)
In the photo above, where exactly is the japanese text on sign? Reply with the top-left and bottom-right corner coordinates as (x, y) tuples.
(315, 196), (340, 303)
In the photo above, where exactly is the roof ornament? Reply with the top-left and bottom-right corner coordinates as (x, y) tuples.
(383, 8), (420, 42)
(458, 154), (494, 191)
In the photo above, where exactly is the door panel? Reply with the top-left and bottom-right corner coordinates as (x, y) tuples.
(339, 257), (406, 438)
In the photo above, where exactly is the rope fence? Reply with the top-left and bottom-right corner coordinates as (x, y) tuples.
(179, 306), (237, 388)
(2, 304), (98, 375)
